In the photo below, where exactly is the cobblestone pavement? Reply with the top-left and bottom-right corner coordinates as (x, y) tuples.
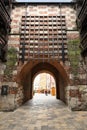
(0, 93), (87, 130)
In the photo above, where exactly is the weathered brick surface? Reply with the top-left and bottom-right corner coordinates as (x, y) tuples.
(67, 31), (79, 39)
(10, 5), (77, 35)
(0, 4), (87, 111)
(69, 89), (79, 97)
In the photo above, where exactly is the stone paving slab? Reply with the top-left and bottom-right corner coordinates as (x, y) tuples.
(0, 94), (87, 130)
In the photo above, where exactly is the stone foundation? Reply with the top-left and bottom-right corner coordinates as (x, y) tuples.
(0, 81), (87, 111)
(0, 82), (23, 111)
(66, 85), (87, 111)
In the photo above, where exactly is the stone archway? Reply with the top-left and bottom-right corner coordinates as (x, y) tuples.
(16, 60), (69, 104)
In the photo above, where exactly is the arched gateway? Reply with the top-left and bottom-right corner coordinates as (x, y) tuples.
(1, 2), (87, 111)
(17, 60), (69, 103)
(15, 3), (70, 105)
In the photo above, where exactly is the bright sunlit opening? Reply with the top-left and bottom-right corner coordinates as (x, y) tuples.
(33, 73), (56, 96)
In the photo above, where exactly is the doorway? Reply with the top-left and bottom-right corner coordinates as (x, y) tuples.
(17, 61), (69, 104)
(33, 72), (56, 97)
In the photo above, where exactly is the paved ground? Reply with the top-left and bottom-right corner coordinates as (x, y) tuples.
(0, 93), (87, 130)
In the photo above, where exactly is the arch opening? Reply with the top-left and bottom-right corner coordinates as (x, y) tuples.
(17, 61), (69, 104)
(33, 72), (56, 97)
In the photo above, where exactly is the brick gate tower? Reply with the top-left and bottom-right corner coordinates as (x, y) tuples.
(0, 1), (87, 111)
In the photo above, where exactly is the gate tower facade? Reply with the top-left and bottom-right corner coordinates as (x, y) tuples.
(0, 2), (87, 111)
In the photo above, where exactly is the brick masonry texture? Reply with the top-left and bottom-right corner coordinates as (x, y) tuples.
(0, 4), (87, 111)
(10, 5), (77, 34)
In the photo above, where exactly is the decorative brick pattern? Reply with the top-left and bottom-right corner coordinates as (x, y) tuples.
(0, 4), (87, 111)
(10, 5), (77, 35)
